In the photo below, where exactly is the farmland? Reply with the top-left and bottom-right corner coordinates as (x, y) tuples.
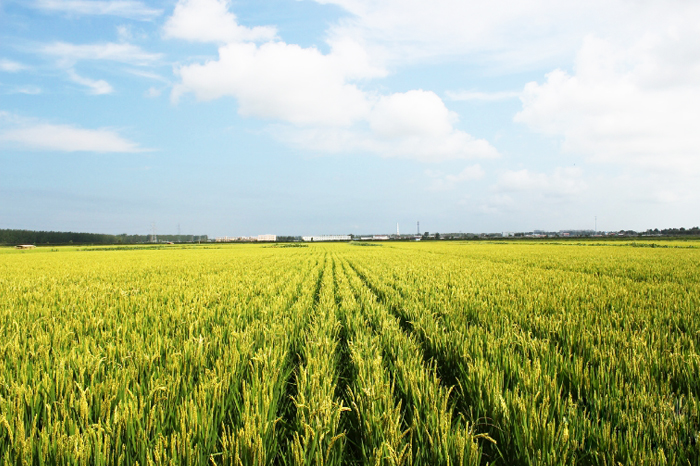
(0, 241), (698, 465)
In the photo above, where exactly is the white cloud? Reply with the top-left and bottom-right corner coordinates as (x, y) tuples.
(0, 59), (26, 72)
(38, 42), (160, 94)
(145, 87), (161, 98)
(34, 0), (162, 20)
(271, 88), (499, 161)
(0, 123), (146, 152)
(446, 90), (520, 101)
(515, 21), (700, 174)
(167, 0), (382, 127)
(13, 86), (42, 95)
(458, 167), (588, 220)
(68, 69), (113, 94)
(173, 41), (375, 126)
(163, 0), (276, 44)
(277, 121), (497, 162)
(369, 90), (455, 139)
(168, 0), (498, 161)
(426, 165), (485, 190)
(124, 68), (169, 83)
(314, 0), (643, 70)
(357, 90), (498, 161)
(494, 167), (586, 197)
(42, 42), (162, 66)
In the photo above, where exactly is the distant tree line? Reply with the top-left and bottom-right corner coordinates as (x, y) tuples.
(0, 229), (208, 245)
(645, 227), (700, 236)
(276, 236), (303, 242)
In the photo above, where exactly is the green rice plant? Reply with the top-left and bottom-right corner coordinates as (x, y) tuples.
(0, 240), (698, 464)
(288, 257), (349, 466)
(343, 258), (488, 466)
(336, 260), (412, 466)
(347, 241), (700, 465)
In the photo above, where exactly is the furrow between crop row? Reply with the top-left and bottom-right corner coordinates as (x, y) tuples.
(348, 248), (699, 465)
(342, 257), (488, 465)
(286, 254), (349, 465)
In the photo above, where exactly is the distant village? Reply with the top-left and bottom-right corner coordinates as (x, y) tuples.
(2, 226), (699, 247)
(213, 227), (699, 243)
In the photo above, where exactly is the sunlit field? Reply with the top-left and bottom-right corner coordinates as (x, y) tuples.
(1, 241), (698, 465)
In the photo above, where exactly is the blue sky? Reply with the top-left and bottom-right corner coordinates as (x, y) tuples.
(1, 0), (699, 236)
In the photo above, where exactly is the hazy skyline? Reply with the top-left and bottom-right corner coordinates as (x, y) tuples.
(2, 0), (699, 236)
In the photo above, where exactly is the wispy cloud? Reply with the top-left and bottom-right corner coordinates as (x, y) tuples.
(0, 59), (27, 72)
(123, 68), (169, 83)
(0, 124), (146, 152)
(33, 0), (162, 20)
(12, 86), (42, 95)
(41, 42), (162, 66)
(67, 69), (113, 94)
(0, 112), (149, 152)
(145, 87), (161, 98)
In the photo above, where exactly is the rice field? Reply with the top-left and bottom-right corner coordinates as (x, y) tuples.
(0, 240), (698, 465)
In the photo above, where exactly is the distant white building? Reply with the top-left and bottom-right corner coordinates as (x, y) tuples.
(372, 235), (390, 240)
(15, 244), (36, 249)
(257, 234), (276, 242)
(302, 235), (351, 242)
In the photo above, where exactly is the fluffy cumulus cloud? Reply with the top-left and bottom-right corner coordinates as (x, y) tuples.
(163, 0), (276, 43)
(516, 10), (700, 174)
(369, 90), (456, 139)
(358, 90), (498, 160)
(173, 41), (374, 126)
(271, 90), (498, 161)
(168, 0), (497, 161)
(33, 0), (162, 20)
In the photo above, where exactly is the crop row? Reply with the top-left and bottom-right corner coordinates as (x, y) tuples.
(1, 242), (698, 465)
